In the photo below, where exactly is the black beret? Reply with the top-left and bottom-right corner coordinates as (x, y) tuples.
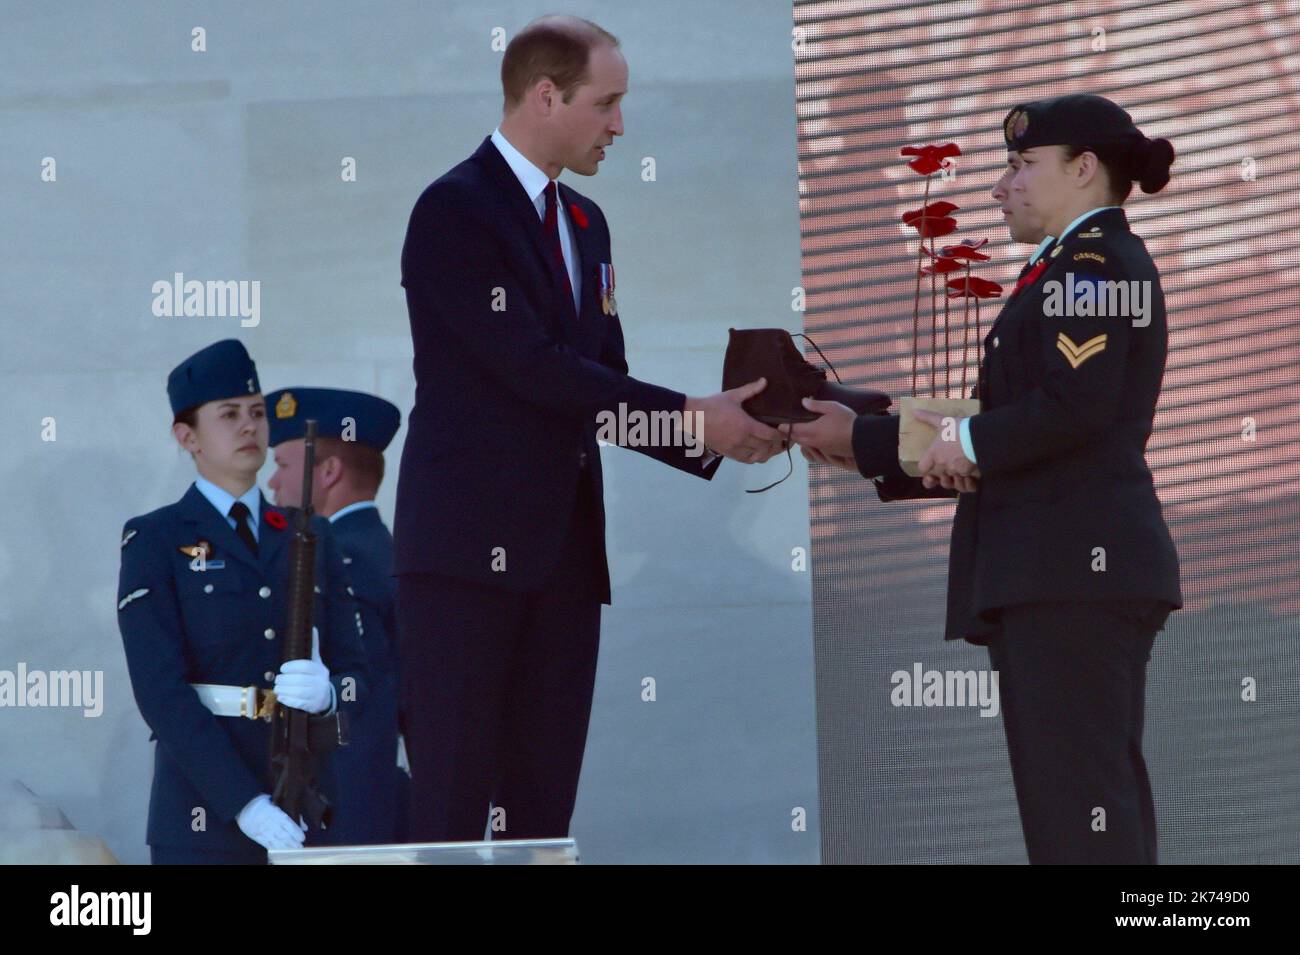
(1003, 93), (1144, 159)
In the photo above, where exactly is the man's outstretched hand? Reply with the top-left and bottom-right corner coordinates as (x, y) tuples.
(683, 378), (787, 463)
(797, 440), (858, 472)
(789, 397), (856, 457)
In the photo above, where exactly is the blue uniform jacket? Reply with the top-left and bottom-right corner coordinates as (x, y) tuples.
(116, 482), (369, 853)
(320, 505), (405, 845)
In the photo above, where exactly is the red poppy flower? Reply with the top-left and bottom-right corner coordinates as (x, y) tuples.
(908, 216), (957, 239)
(902, 201), (958, 225)
(568, 203), (588, 229)
(945, 276), (1004, 299)
(920, 257), (965, 276)
(937, 237), (991, 262)
(264, 510), (288, 530)
(901, 201), (959, 239)
(900, 142), (962, 176)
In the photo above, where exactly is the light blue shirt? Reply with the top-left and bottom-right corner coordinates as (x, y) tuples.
(194, 476), (261, 541)
(490, 126), (580, 311)
(328, 500), (377, 524)
(958, 205), (1119, 464)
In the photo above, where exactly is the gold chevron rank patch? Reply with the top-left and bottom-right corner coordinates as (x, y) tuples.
(1057, 332), (1107, 368)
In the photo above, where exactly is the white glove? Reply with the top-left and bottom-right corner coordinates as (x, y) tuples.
(237, 793), (307, 851)
(274, 626), (332, 714)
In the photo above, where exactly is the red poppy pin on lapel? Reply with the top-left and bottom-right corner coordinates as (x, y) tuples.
(1013, 260), (1049, 295)
(568, 203), (588, 229)
(264, 510), (287, 531)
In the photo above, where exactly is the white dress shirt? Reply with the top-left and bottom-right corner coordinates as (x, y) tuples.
(490, 127), (581, 312)
(489, 129), (719, 468)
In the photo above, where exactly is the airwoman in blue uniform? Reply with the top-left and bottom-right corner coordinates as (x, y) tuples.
(795, 94), (1182, 864)
(116, 339), (370, 864)
(266, 387), (407, 846)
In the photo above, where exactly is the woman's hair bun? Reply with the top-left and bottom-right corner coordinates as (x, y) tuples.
(1133, 136), (1175, 194)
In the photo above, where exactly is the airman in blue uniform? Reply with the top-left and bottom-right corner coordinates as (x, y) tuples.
(116, 339), (370, 864)
(266, 387), (407, 846)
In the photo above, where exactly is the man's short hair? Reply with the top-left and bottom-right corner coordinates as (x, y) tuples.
(316, 436), (385, 494)
(501, 15), (619, 110)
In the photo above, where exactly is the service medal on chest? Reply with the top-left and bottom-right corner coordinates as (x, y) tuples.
(599, 262), (617, 315)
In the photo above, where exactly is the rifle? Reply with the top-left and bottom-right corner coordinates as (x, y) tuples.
(269, 419), (348, 831)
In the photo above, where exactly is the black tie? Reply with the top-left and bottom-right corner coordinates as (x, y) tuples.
(229, 501), (258, 557)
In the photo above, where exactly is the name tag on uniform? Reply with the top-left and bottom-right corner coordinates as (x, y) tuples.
(191, 560), (226, 570)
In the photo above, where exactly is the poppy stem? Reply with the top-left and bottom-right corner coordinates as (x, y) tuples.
(958, 289), (967, 396)
(911, 174), (932, 398)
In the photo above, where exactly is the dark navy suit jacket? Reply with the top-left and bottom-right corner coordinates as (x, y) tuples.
(394, 136), (721, 603)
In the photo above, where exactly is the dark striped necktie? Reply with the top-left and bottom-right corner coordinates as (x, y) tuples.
(543, 181), (577, 323)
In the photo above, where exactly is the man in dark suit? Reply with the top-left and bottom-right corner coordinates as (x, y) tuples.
(793, 95), (1182, 863)
(393, 15), (784, 842)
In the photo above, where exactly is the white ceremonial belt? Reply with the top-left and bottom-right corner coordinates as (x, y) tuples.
(191, 683), (277, 720)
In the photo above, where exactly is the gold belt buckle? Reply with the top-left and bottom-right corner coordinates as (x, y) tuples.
(255, 687), (278, 721)
(240, 686), (277, 720)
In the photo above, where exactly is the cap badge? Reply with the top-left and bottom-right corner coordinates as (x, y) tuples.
(1004, 108), (1029, 142)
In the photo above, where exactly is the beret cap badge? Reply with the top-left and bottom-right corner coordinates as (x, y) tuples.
(275, 392), (298, 419)
(1004, 108), (1029, 144)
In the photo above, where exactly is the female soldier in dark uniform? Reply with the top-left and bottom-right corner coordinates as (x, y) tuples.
(116, 339), (369, 864)
(795, 94), (1182, 864)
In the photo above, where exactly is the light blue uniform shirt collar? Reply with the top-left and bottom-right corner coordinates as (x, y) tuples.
(328, 500), (377, 524)
(194, 476), (261, 541)
(1028, 205), (1119, 265)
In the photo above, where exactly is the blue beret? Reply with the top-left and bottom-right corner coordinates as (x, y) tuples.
(265, 387), (401, 452)
(167, 339), (260, 417)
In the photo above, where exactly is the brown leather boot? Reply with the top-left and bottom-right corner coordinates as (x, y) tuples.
(722, 327), (891, 425)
